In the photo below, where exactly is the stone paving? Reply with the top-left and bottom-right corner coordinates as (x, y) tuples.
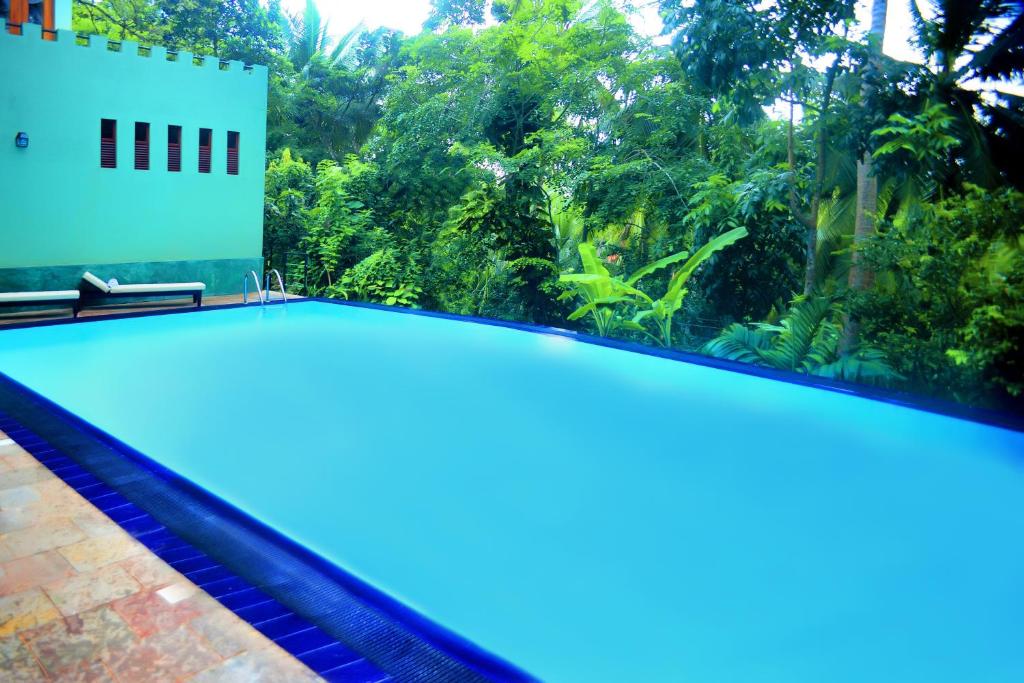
(0, 432), (323, 682)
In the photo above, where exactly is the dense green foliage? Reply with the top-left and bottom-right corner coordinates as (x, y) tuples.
(77, 0), (1024, 412)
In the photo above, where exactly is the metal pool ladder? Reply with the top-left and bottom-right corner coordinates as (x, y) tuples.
(264, 269), (287, 306)
(242, 270), (265, 305)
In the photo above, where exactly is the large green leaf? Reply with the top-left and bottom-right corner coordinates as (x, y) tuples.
(663, 227), (748, 304)
(625, 248), (691, 286)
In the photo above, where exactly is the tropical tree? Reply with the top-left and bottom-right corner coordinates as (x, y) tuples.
(560, 227), (748, 346)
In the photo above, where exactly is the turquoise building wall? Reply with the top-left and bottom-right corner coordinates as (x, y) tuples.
(0, 25), (267, 295)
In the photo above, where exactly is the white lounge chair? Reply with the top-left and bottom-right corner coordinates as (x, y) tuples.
(0, 290), (81, 317)
(81, 272), (205, 309)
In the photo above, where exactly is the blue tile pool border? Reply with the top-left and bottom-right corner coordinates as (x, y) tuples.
(0, 410), (393, 683)
(1, 296), (1018, 433)
(0, 368), (535, 683)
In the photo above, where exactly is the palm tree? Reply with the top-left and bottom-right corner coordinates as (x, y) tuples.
(910, 0), (1024, 189)
(841, 0), (888, 354)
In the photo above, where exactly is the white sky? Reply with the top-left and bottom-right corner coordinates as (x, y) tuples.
(284, 0), (919, 54)
(280, 0), (1021, 97)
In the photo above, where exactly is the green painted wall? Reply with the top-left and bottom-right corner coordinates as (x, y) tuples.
(0, 25), (267, 292)
(0, 257), (262, 298)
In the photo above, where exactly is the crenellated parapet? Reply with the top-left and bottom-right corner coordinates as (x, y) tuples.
(0, 22), (268, 78)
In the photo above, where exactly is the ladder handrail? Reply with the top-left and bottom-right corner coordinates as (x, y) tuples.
(242, 270), (265, 305)
(264, 268), (287, 306)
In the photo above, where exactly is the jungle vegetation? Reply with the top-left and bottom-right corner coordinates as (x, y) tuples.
(75, 0), (1024, 412)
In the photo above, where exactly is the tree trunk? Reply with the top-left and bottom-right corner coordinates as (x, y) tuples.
(841, 0), (887, 354)
(801, 62), (840, 296)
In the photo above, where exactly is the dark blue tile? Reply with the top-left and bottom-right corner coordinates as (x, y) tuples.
(160, 545), (204, 564)
(254, 614), (315, 640)
(51, 463), (88, 480)
(63, 472), (104, 488)
(32, 451), (68, 466)
(169, 555), (217, 573)
(321, 658), (390, 683)
(76, 482), (112, 497)
(276, 626), (337, 656)
(185, 565), (234, 585)
(201, 575), (253, 598)
(105, 505), (146, 523)
(120, 515), (165, 537)
(217, 587), (272, 611)
(90, 492), (133, 511)
(46, 458), (81, 473)
(137, 529), (182, 551)
(297, 643), (364, 675)
(234, 599), (290, 623)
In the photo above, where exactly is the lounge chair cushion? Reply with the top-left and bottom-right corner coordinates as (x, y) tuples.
(0, 290), (80, 303)
(82, 272), (205, 294)
(109, 282), (205, 293)
(82, 271), (111, 293)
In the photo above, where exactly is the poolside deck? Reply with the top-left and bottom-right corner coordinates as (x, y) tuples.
(0, 292), (301, 327)
(0, 430), (322, 682)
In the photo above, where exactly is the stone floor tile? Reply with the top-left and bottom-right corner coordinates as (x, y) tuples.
(0, 550), (76, 595)
(72, 510), (121, 540)
(0, 632), (48, 682)
(2, 517), (87, 559)
(117, 554), (180, 589)
(105, 626), (221, 681)
(51, 659), (116, 683)
(0, 441), (21, 456)
(188, 648), (323, 683)
(0, 485), (41, 510)
(0, 451), (39, 472)
(58, 534), (145, 573)
(111, 585), (208, 639)
(0, 588), (61, 637)
(0, 540), (14, 563)
(45, 564), (142, 617)
(22, 605), (137, 676)
(0, 507), (41, 535)
(28, 480), (98, 518)
(188, 608), (268, 659)
(0, 467), (52, 491)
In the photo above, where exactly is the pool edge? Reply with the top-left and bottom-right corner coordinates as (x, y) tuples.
(1, 297), (1021, 433)
(0, 369), (538, 683)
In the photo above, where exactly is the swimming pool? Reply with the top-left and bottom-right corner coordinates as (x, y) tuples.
(1, 300), (1022, 681)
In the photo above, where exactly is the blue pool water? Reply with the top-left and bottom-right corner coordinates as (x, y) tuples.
(1, 301), (1023, 681)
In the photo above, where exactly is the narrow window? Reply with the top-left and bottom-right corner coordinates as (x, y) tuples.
(226, 131), (240, 175)
(100, 119), (117, 168)
(134, 122), (150, 170)
(167, 125), (182, 172)
(198, 128), (212, 173)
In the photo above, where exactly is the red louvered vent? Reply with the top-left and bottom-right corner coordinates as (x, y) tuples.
(134, 122), (150, 170)
(198, 128), (212, 173)
(227, 131), (240, 175)
(168, 125), (182, 172)
(100, 119), (116, 169)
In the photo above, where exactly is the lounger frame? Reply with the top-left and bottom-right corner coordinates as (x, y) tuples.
(81, 289), (203, 309)
(0, 297), (80, 318)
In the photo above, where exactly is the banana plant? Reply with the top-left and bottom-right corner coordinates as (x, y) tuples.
(559, 227), (748, 346)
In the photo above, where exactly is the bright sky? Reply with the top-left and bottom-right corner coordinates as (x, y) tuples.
(280, 0), (1020, 96)
(284, 1), (918, 52)
(280, 0), (432, 37)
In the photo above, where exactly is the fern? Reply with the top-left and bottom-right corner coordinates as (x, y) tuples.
(702, 295), (903, 386)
